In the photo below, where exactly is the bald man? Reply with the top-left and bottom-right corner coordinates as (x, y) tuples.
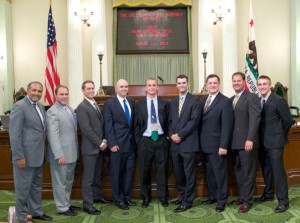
(103, 79), (137, 210)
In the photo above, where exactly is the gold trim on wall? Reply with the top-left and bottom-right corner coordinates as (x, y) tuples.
(113, 0), (192, 8)
(6, 0), (12, 3)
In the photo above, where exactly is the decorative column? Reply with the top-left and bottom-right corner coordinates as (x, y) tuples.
(222, 0), (237, 97)
(91, 0), (108, 89)
(67, 0), (84, 108)
(198, 0), (215, 93)
(290, 0), (300, 107)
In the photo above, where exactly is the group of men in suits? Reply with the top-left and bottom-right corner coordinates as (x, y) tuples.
(9, 72), (293, 222)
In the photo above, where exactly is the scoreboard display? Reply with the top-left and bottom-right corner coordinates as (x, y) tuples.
(116, 8), (189, 54)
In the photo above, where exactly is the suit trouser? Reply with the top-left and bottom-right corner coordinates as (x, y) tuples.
(82, 152), (104, 208)
(13, 164), (44, 223)
(232, 149), (257, 206)
(258, 146), (289, 205)
(203, 152), (228, 206)
(171, 150), (197, 205)
(138, 136), (169, 199)
(110, 149), (136, 204)
(50, 162), (76, 212)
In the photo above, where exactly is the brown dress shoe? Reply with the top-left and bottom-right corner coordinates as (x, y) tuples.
(231, 198), (243, 205)
(238, 204), (251, 213)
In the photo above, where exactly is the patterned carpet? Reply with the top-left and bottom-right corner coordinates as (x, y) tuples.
(1, 186), (300, 223)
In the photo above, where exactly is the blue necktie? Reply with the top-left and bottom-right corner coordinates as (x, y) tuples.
(151, 100), (158, 141)
(123, 99), (130, 126)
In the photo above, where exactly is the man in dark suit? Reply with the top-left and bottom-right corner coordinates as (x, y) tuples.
(76, 80), (112, 215)
(168, 74), (201, 212)
(134, 77), (170, 208)
(200, 74), (234, 212)
(255, 75), (293, 213)
(103, 79), (136, 210)
(230, 72), (261, 213)
(9, 81), (52, 223)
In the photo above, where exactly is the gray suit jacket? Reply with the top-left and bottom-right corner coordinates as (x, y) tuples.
(231, 91), (261, 150)
(46, 102), (78, 164)
(9, 97), (46, 167)
(76, 99), (105, 155)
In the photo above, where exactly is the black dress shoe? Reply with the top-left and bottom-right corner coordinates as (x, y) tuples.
(275, 204), (289, 213)
(94, 197), (113, 204)
(171, 198), (182, 205)
(160, 198), (169, 207)
(58, 209), (77, 216)
(174, 204), (192, 212)
(69, 205), (81, 212)
(32, 214), (53, 221)
(215, 204), (225, 212)
(83, 206), (101, 215)
(117, 202), (129, 210)
(142, 198), (151, 208)
(202, 198), (217, 205)
(124, 200), (137, 206)
(254, 196), (275, 202)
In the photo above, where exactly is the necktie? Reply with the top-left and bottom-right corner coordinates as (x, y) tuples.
(64, 106), (77, 129)
(178, 96), (184, 116)
(151, 100), (158, 141)
(233, 95), (239, 109)
(204, 95), (212, 113)
(93, 102), (101, 114)
(123, 99), (130, 126)
(32, 103), (45, 128)
(262, 99), (266, 109)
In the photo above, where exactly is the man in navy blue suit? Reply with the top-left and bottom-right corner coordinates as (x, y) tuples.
(168, 74), (201, 212)
(200, 74), (234, 212)
(255, 75), (293, 213)
(103, 79), (136, 210)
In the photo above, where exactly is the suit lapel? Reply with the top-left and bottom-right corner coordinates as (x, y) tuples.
(234, 91), (247, 115)
(141, 99), (148, 123)
(205, 93), (221, 113)
(264, 93), (274, 110)
(178, 93), (190, 121)
(25, 97), (45, 130)
(113, 97), (129, 125)
(84, 99), (102, 120)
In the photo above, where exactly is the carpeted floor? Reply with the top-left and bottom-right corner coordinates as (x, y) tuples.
(1, 186), (300, 223)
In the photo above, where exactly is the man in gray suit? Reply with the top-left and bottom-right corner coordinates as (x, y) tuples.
(256, 75), (293, 213)
(9, 81), (53, 223)
(76, 80), (112, 215)
(47, 85), (80, 216)
(230, 72), (261, 213)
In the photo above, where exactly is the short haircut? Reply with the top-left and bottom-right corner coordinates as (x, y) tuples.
(232, 72), (245, 80)
(176, 74), (188, 83)
(206, 74), (220, 83)
(257, 75), (271, 85)
(81, 80), (95, 90)
(55, 85), (69, 95)
(27, 81), (43, 91)
(145, 77), (157, 85)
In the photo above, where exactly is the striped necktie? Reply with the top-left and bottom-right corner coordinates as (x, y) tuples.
(178, 96), (184, 116)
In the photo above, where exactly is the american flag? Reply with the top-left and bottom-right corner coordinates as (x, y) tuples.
(45, 5), (60, 106)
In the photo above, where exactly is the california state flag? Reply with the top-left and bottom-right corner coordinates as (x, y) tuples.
(245, 0), (259, 95)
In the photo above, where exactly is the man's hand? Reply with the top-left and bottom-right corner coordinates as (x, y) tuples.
(245, 140), (254, 152)
(110, 145), (119, 152)
(17, 159), (26, 169)
(171, 134), (181, 144)
(100, 142), (107, 151)
(58, 156), (66, 166)
(218, 148), (227, 156)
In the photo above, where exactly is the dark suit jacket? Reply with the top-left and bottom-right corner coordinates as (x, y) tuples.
(200, 93), (234, 153)
(76, 99), (105, 156)
(134, 97), (169, 145)
(169, 93), (201, 152)
(103, 97), (136, 153)
(231, 91), (261, 150)
(260, 93), (293, 149)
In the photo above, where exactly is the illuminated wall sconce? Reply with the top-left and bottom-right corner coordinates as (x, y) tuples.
(211, 6), (231, 25)
(74, 8), (93, 27)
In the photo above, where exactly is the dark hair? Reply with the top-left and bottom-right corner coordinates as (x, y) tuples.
(27, 81), (43, 91)
(81, 80), (95, 90)
(55, 85), (69, 95)
(257, 75), (271, 84)
(206, 74), (220, 83)
(232, 72), (245, 80)
(176, 74), (188, 83)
